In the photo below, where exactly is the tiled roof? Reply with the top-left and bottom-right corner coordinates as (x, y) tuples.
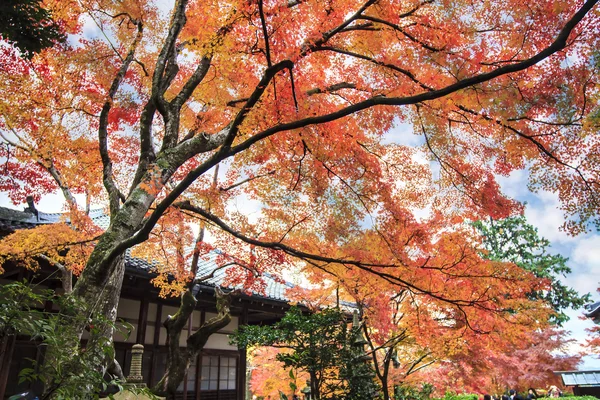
(195, 253), (293, 302)
(557, 370), (600, 386)
(0, 207), (64, 231)
(0, 206), (292, 304)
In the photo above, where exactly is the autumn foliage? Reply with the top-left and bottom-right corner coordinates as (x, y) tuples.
(0, 0), (599, 396)
(247, 347), (309, 398)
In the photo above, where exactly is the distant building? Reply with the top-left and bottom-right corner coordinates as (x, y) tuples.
(553, 302), (600, 398)
(584, 301), (600, 325)
(555, 371), (600, 397)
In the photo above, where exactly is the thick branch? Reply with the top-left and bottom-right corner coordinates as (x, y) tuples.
(359, 14), (444, 52)
(45, 163), (78, 207)
(172, 56), (212, 109)
(228, 0), (598, 158)
(174, 202), (512, 313)
(129, 101), (157, 194)
(152, 0), (188, 111)
(258, 0), (273, 68)
(39, 254), (72, 294)
(98, 20), (144, 215)
(187, 287), (232, 350)
(306, 82), (357, 96)
(301, 0), (378, 55)
(223, 60), (294, 150)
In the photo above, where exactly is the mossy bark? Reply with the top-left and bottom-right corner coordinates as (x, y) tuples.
(152, 287), (232, 399)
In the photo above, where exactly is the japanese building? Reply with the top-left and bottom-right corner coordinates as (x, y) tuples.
(0, 205), (297, 399)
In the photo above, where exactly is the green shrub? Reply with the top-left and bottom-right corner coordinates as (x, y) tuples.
(561, 396), (598, 400)
(434, 392), (478, 400)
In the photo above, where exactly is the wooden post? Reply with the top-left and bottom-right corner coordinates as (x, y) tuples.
(195, 309), (205, 400)
(136, 297), (149, 345)
(0, 335), (16, 399)
(148, 303), (162, 387)
(238, 305), (248, 400)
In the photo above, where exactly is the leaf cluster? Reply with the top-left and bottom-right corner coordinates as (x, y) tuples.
(0, 281), (132, 399)
(233, 306), (349, 371)
(395, 383), (435, 400)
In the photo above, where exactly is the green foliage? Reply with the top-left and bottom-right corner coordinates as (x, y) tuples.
(560, 396), (598, 400)
(0, 280), (54, 338)
(0, 281), (131, 398)
(473, 215), (590, 325)
(233, 306), (348, 372)
(232, 306), (379, 400)
(0, 0), (66, 59)
(434, 392), (478, 400)
(394, 383), (435, 400)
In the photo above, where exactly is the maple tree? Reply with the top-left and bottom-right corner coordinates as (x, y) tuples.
(584, 292), (600, 357)
(414, 327), (580, 395)
(246, 346), (310, 399)
(282, 217), (584, 398)
(0, 0), (599, 397)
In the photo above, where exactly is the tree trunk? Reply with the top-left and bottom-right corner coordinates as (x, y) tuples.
(41, 256), (125, 399)
(380, 352), (391, 400)
(152, 287), (233, 398)
(309, 371), (320, 400)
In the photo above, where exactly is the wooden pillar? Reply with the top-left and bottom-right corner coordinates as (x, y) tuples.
(183, 312), (193, 400)
(196, 309), (205, 400)
(148, 302), (162, 387)
(0, 335), (16, 399)
(136, 297), (149, 345)
(238, 305), (248, 400)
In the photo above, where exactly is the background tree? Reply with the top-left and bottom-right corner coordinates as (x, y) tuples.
(0, 0), (66, 59)
(232, 306), (379, 400)
(286, 225), (556, 399)
(246, 347), (310, 399)
(473, 215), (591, 325)
(415, 326), (580, 395)
(0, 0), (599, 396)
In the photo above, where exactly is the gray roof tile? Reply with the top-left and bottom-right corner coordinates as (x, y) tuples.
(557, 371), (600, 386)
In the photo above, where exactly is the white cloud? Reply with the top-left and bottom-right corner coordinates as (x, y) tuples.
(571, 237), (600, 269)
(382, 120), (424, 146)
(497, 168), (600, 369)
(496, 169), (530, 199)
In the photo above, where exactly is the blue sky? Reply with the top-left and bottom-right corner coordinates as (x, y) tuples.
(498, 171), (600, 370)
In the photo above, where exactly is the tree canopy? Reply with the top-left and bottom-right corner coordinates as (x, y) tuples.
(0, 0), (599, 396)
